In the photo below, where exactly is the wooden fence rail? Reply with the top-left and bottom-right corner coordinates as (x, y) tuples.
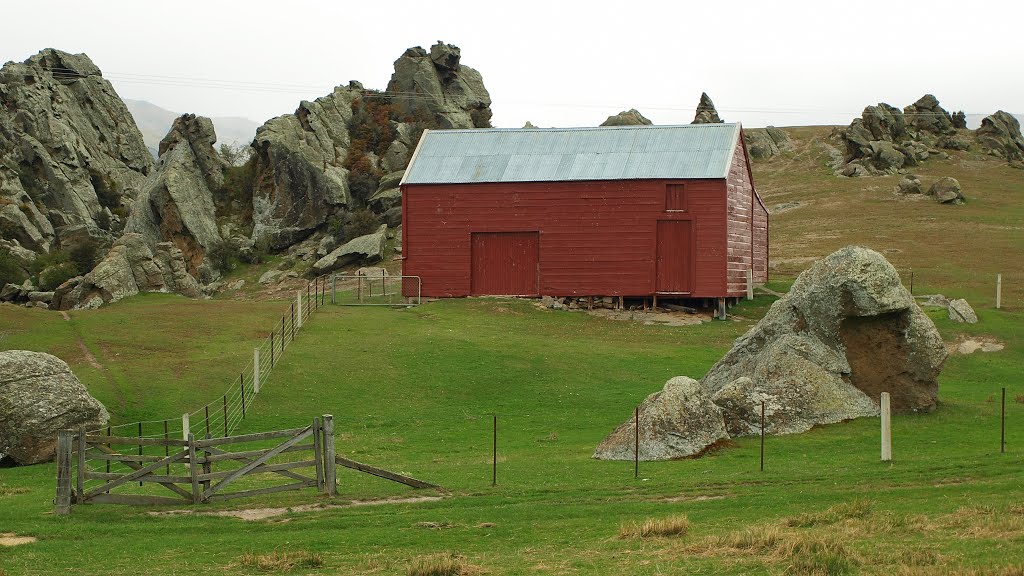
(55, 414), (439, 513)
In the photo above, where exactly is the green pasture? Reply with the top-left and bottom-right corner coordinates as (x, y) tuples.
(1, 287), (1021, 575)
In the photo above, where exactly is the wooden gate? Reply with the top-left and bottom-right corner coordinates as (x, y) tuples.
(470, 231), (540, 296)
(55, 415), (438, 512)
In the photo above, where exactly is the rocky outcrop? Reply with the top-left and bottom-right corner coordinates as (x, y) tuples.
(0, 49), (152, 254)
(0, 350), (108, 465)
(368, 171), (404, 212)
(249, 84), (360, 250)
(50, 233), (202, 309)
(692, 92), (722, 124)
(745, 127), (793, 160)
(125, 114), (224, 282)
(594, 377), (728, 461)
(600, 109), (652, 127)
(312, 225), (387, 275)
(838, 95), (962, 174)
(248, 41), (491, 252)
(904, 94), (954, 136)
(976, 111), (1024, 165)
(386, 42), (492, 130)
(702, 246), (947, 427)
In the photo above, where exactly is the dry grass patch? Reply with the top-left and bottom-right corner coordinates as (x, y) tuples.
(887, 566), (1024, 576)
(234, 550), (323, 572)
(406, 552), (485, 576)
(0, 484), (29, 497)
(1015, 393), (1024, 404)
(785, 500), (872, 528)
(686, 525), (857, 575)
(619, 514), (690, 539)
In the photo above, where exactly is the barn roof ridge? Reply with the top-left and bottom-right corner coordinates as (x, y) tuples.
(425, 122), (742, 134)
(403, 123), (744, 185)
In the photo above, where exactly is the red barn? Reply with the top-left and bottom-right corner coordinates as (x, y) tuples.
(400, 123), (768, 306)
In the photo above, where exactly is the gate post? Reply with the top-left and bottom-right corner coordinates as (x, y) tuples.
(322, 414), (336, 497)
(55, 429), (73, 515)
(188, 433), (201, 504)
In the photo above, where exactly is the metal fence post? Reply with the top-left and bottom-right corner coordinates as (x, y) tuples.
(297, 290), (303, 329)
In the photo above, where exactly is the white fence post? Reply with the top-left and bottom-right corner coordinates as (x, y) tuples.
(297, 290), (303, 329)
(880, 392), (892, 462)
(996, 273), (1002, 309)
(746, 268), (754, 301)
(181, 413), (190, 441)
(253, 348), (260, 393)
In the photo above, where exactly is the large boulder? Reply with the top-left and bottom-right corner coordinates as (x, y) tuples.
(948, 298), (978, 323)
(0, 49), (152, 253)
(600, 109), (652, 127)
(0, 350), (109, 465)
(895, 174), (923, 195)
(50, 233), (202, 309)
(386, 42), (492, 130)
(312, 225), (387, 275)
(691, 92), (723, 124)
(125, 114), (225, 282)
(594, 376), (728, 461)
(701, 246), (947, 430)
(976, 111), (1024, 165)
(744, 127), (793, 160)
(928, 177), (963, 204)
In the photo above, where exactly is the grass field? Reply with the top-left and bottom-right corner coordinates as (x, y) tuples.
(1, 127), (1023, 575)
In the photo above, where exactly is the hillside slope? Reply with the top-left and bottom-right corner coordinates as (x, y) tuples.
(755, 125), (1022, 305)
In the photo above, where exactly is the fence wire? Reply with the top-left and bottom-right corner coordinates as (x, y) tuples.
(81, 275), (333, 482)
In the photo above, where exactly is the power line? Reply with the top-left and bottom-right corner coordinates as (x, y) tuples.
(36, 67), (1018, 119)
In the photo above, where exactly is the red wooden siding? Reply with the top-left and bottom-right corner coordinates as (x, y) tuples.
(470, 232), (539, 295)
(725, 135), (760, 296)
(656, 220), (693, 293)
(402, 179), (729, 298)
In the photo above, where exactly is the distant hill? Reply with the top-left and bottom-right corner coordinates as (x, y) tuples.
(124, 99), (260, 157)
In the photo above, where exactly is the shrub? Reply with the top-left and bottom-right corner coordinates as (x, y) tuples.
(344, 209), (381, 240)
(68, 238), (100, 275)
(39, 261), (78, 291)
(0, 250), (28, 286)
(218, 142), (252, 167)
(205, 240), (240, 274)
(219, 159), (257, 207)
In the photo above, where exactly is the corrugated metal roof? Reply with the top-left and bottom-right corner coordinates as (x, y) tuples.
(402, 123), (742, 185)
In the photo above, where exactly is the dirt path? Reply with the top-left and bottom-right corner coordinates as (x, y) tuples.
(0, 533), (36, 546)
(148, 495), (444, 521)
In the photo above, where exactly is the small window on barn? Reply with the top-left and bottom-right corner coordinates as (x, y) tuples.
(665, 184), (687, 211)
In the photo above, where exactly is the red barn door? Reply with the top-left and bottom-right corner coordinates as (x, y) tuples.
(471, 232), (540, 296)
(656, 220), (693, 293)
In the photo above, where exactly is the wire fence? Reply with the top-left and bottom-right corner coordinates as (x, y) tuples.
(80, 275), (333, 495)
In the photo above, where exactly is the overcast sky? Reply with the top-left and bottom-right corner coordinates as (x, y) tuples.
(3, 0), (1022, 129)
